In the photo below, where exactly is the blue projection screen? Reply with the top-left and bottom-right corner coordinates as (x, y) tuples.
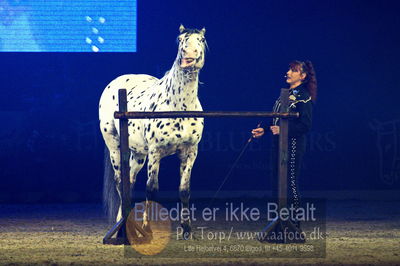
(0, 0), (137, 52)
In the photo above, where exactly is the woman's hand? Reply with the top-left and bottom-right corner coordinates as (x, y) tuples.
(270, 126), (280, 135)
(251, 127), (265, 138)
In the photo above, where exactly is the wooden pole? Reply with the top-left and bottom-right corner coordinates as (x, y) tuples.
(114, 111), (299, 119)
(104, 89), (131, 244)
(118, 89), (131, 224)
(278, 88), (289, 210)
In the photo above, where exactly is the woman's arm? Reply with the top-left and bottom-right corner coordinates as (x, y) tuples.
(288, 101), (313, 137)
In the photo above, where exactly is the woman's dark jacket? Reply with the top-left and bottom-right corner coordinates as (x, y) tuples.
(269, 83), (313, 206)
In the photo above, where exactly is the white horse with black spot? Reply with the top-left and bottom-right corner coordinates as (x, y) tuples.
(99, 25), (206, 236)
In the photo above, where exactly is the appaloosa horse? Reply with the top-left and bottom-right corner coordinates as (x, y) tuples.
(99, 25), (206, 235)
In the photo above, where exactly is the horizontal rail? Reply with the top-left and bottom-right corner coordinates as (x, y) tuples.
(114, 111), (299, 119)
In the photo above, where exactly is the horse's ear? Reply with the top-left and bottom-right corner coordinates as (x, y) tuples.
(179, 24), (185, 33)
(200, 27), (206, 35)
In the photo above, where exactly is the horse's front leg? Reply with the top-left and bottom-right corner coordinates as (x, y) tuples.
(178, 145), (198, 239)
(143, 151), (160, 236)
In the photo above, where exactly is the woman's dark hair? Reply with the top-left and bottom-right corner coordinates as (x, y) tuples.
(289, 60), (318, 102)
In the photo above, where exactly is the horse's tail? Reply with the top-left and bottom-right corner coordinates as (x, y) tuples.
(103, 147), (119, 223)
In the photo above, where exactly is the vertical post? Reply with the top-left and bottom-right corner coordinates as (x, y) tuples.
(278, 88), (289, 210)
(118, 89), (131, 226)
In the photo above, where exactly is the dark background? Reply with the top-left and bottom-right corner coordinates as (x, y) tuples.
(1, 0), (399, 203)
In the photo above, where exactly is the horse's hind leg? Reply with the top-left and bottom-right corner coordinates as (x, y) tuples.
(129, 153), (147, 196)
(178, 145), (198, 239)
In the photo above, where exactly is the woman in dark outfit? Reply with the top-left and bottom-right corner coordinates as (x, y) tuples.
(252, 60), (318, 228)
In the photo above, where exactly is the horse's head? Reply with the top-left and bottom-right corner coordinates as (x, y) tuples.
(177, 25), (207, 70)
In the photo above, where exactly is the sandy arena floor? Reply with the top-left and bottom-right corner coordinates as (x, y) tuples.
(0, 199), (399, 265)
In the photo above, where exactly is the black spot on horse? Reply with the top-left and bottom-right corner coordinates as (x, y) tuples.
(163, 132), (169, 135)
(191, 123), (196, 126)
(150, 131), (155, 139)
(147, 124), (151, 132)
(192, 130), (197, 134)
(175, 134), (182, 138)
(126, 79), (130, 82)
(113, 165), (119, 170)
(160, 124), (165, 129)
(137, 159), (144, 164)
(103, 128), (107, 132)
(156, 121), (162, 128)
(174, 123), (180, 128)
(112, 95), (115, 100)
